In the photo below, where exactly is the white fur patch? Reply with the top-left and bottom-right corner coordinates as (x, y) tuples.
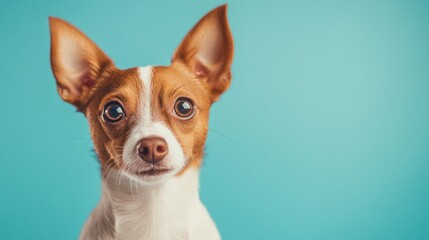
(81, 168), (220, 240)
(139, 66), (152, 123)
(121, 66), (187, 185)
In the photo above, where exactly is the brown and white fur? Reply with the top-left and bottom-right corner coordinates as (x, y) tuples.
(49, 5), (233, 240)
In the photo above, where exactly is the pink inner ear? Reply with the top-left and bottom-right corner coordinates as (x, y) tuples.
(74, 67), (95, 94)
(190, 24), (227, 82)
(81, 75), (95, 87)
(62, 50), (95, 94)
(198, 33), (225, 64)
(194, 61), (209, 77)
(75, 58), (97, 89)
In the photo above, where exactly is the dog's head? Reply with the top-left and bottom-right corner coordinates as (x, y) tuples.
(49, 5), (233, 184)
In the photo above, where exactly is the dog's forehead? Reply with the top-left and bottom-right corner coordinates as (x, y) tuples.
(137, 65), (210, 105)
(88, 67), (141, 113)
(147, 65), (207, 93)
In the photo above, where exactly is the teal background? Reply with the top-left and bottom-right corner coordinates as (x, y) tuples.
(1, 0), (429, 239)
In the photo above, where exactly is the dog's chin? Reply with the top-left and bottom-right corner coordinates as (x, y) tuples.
(124, 167), (179, 185)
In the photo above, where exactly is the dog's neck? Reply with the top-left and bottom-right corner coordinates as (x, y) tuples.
(102, 168), (201, 239)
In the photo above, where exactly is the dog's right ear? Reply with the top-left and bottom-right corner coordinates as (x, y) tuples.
(172, 5), (234, 103)
(49, 17), (113, 110)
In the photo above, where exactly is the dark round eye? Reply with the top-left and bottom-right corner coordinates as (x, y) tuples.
(174, 98), (195, 119)
(103, 101), (125, 123)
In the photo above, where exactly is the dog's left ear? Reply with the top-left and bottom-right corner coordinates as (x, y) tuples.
(172, 5), (234, 102)
(49, 17), (114, 110)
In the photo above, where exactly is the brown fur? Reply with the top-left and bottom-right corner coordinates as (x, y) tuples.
(85, 67), (142, 171)
(151, 63), (211, 173)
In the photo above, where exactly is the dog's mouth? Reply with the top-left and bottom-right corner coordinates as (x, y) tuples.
(134, 167), (171, 177)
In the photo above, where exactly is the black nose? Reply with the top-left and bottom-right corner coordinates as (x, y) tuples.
(137, 137), (168, 164)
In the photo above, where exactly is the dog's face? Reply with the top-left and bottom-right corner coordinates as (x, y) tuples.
(49, 5), (233, 184)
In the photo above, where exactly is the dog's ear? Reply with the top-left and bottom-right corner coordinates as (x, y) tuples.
(49, 17), (114, 110)
(172, 5), (234, 102)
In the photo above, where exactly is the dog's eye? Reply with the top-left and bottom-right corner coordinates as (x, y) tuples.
(174, 98), (195, 119)
(103, 101), (125, 123)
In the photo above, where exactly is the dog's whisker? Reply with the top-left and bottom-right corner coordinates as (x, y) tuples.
(209, 128), (233, 142)
(56, 137), (92, 141)
(76, 138), (92, 163)
(102, 160), (116, 180)
(129, 177), (134, 200)
(134, 181), (139, 194)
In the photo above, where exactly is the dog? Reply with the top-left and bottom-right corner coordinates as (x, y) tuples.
(49, 4), (233, 240)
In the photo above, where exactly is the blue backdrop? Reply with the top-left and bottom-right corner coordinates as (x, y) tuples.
(1, 0), (429, 239)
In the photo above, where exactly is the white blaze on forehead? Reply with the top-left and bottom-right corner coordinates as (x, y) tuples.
(138, 66), (153, 124)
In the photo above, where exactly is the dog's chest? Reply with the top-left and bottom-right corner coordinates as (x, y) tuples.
(107, 170), (200, 240)
(113, 193), (190, 239)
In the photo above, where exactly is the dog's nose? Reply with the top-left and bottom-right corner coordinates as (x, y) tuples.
(137, 137), (168, 164)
